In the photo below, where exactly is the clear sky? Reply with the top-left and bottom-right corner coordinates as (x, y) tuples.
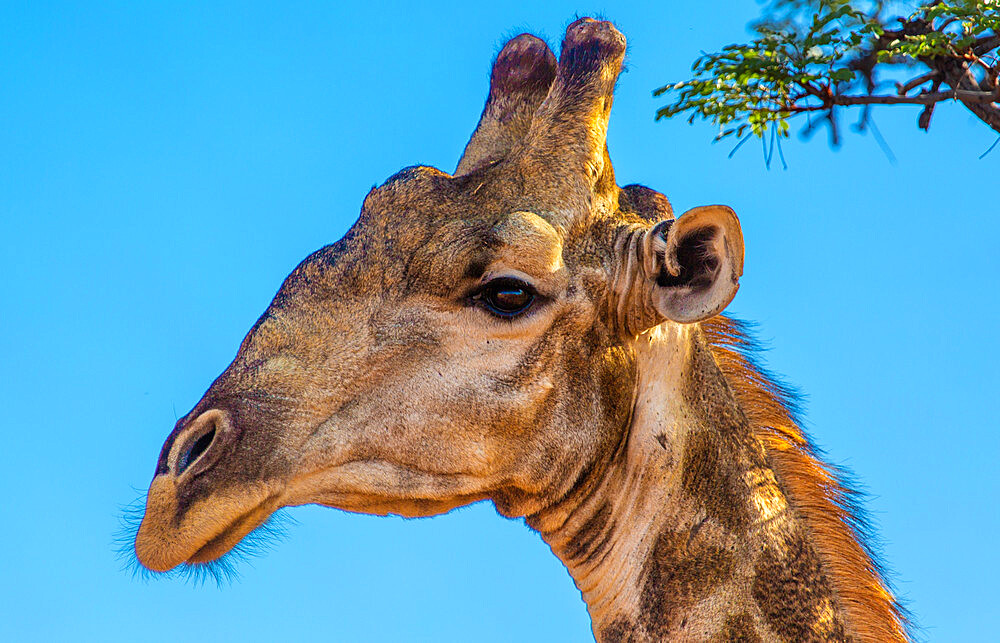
(2, 2), (997, 641)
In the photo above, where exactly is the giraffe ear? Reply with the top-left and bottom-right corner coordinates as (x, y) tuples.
(647, 205), (745, 324)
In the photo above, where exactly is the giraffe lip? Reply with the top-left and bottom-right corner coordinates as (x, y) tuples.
(184, 495), (279, 565)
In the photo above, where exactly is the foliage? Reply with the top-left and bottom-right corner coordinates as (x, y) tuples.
(655, 1), (1000, 155)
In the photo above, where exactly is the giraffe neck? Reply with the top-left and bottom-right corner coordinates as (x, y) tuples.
(527, 324), (852, 642)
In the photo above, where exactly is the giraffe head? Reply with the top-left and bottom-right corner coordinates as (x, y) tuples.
(134, 19), (744, 574)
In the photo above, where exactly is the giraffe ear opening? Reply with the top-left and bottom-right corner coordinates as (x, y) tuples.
(650, 205), (745, 324)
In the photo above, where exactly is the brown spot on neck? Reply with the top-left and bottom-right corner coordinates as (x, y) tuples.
(752, 528), (849, 641)
(639, 527), (735, 637)
(599, 618), (638, 643)
(713, 612), (762, 642)
(678, 429), (752, 532)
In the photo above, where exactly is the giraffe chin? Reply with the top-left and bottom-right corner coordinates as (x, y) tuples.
(134, 475), (282, 572)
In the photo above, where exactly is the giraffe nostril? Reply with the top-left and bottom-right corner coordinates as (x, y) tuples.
(178, 426), (216, 475)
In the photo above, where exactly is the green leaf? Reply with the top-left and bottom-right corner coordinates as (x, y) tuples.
(654, 0), (1000, 147)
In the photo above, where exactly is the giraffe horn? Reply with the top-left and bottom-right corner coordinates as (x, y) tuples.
(455, 34), (557, 176)
(514, 18), (626, 229)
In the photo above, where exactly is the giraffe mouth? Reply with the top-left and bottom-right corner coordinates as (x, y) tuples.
(184, 495), (281, 564)
(135, 476), (283, 572)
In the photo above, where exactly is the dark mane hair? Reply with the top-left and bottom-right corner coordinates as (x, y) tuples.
(702, 315), (913, 642)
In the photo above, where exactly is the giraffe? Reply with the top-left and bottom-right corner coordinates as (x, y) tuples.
(133, 18), (910, 641)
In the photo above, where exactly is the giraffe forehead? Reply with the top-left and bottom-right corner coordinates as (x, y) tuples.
(401, 210), (567, 293)
(265, 163), (586, 319)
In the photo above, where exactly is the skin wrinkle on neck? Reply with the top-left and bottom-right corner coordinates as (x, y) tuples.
(536, 323), (695, 634)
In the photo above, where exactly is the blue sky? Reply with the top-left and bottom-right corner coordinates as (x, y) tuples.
(2, 2), (997, 641)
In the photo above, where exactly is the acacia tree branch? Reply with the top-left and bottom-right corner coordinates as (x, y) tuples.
(787, 88), (998, 111)
(937, 60), (1000, 133)
(656, 0), (1000, 147)
(974, 34), (1000, 57)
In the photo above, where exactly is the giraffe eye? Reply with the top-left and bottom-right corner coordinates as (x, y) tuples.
(473, 278), (536, 318)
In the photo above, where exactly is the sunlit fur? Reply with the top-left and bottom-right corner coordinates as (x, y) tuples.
(702, 316), (913, 641)
(116, 491), (293, 586)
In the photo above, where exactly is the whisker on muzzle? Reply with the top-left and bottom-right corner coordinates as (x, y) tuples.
(114, 488), (296, 587)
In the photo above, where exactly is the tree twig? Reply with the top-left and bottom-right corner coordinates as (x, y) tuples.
(897, 71), (940, 96)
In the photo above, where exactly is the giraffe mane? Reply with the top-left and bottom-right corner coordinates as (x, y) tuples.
(701, 315), (913, 643)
